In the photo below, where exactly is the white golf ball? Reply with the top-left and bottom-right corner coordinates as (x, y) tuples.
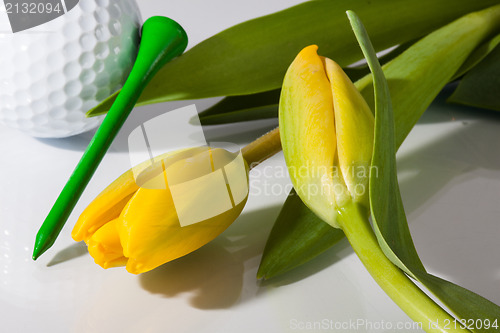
(0, 0), (142, 138)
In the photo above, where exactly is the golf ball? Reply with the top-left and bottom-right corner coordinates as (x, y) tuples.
(0, 0), (142, 138)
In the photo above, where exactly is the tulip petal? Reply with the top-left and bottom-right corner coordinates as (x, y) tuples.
(324, 58), (374, 207)
(88, 219), (128, 269)
(72, 170), (139, 243)
(79, 146), (249, 274)
(119, 148), (248, 274)
(279, 45), (340, 227)
(121, 191), (246, 275)
(72, 149), (200, 243)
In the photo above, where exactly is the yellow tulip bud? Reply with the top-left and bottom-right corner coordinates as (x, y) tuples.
(72, 147), (249, 274)
(279, 45), (374, 228)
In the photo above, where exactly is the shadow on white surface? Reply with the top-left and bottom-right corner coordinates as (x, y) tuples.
(399, 111), (500, 217)
(46, 241), (88, 267)
(34, 127), (97, 151)
(397, 96), (500, 305)
(140, 241), (244, 309)
(138, 206), (280, 309)
(137, 202), (357, 309)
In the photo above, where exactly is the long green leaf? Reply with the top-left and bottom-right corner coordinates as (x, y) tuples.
(198, 66), (377, 125)
(201, 32), (500, 125)
(87, 0), (499, 117)
(416, 272), (500, 333)
(349, 11), (425, 277)
(448, 43), (500, 111)
(351, 9), (500, 332)
(258, 4), (500, 280)
(199, 90), (280, 125)
(200, 33), (500, 125)
(451, 34), (500, 81)
(257, 189), (344, 280)
(198, 42), (414, 125)
(356, 4), (500, 147)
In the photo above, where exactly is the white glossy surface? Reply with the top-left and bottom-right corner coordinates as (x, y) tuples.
(0, 1), (499, 332)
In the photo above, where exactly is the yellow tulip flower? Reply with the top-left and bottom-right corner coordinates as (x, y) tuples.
(279, 45), (374, 228)
(72, 147), (249, 274)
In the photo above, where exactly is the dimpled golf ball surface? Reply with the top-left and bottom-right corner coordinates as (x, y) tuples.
(0, 0), (142, 138)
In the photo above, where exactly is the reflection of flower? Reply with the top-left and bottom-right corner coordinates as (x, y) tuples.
(72, 147), (249, 274)
(279, 45), (374, 228)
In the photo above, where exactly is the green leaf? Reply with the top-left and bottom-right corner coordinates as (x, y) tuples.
(257, 189), (345, 280)
(348, 9), (425, 278)
(351, 9), (500, 332)
(87, 0), (499, 117)
(448, 43), (500, 111)
(199, 42), (414, 125)
(451, 33), (500, 81)
(356, 4), (500, 147)
(259, 4), (500, 280)
(415, 272), (500, 332)
(199, 90), (280, 125)
(200, 105), (278, 125)
(197, 66), (375, 125)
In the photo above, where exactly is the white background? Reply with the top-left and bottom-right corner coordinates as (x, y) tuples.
(0, 1), (499, 332)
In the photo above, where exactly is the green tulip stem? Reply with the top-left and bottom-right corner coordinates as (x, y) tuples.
(242, 127), (281, 169)
(337, 201), (467, 333)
